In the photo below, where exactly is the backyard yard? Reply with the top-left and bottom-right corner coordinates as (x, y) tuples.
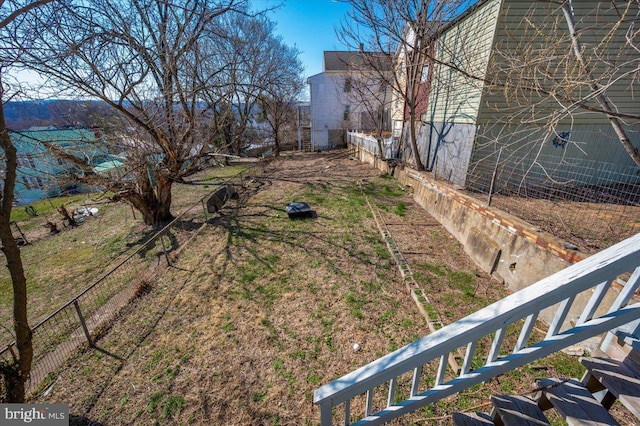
(19, 151), (593, 424)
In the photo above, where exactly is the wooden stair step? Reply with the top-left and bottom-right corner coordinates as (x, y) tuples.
(451, 411), (494, 425)
(490, 395), (550, 426)
(536, 378), (620, 426)
(581, 356), (640, 418)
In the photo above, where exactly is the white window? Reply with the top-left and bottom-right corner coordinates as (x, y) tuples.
(421, 64), (430, 83)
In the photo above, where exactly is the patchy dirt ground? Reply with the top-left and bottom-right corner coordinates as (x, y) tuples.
(476, 194), (640, 254)
(35, 151), (605, 425)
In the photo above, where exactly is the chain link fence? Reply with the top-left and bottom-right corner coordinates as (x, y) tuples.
(0, 163), (258, 396)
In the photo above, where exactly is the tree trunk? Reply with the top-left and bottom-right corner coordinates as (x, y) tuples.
(273, 132), (281, 157)
(0, 99), (32, 403)
(408, 108), (425, 171)
(116, 174), (174, 229)
(234, 137), (243, 157)
(376, 136), (384, 158)
(154, 176), (174, 226)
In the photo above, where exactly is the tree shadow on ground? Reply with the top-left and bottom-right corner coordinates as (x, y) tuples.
(70, 414), (105, 425)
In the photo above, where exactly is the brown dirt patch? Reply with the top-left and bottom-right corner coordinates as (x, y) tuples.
(479, 194), (640, 254)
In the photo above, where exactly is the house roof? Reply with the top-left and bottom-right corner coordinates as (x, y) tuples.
(94, 158), (125, 174)
(323, 51), (393, 72)
(10, 128), (101, 147)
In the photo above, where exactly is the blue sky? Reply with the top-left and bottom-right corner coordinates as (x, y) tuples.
(13, 1), (353, 100)
(256, 0), (352, 79)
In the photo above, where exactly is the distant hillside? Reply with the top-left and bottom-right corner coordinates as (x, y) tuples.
(4, 100), (121, 130)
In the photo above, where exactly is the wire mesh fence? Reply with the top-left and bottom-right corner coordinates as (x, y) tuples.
(0, 164), (255, 396)
(348, 131), (640, 252)
(465, 154), (640, 252)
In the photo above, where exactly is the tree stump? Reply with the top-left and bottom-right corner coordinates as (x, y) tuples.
(57, 204), (78, 227)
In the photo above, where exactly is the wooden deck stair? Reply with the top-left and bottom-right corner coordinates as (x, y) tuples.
(452, 344), (640, 426)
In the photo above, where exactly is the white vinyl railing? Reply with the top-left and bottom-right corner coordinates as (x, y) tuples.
(348, 131), (397, 159)
(314, 233), (640, 425)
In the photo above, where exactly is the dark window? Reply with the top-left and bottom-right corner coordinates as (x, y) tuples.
(17, 155), (35, 168)
(22, 175), (42, 190)
(344, 78), (352, 93)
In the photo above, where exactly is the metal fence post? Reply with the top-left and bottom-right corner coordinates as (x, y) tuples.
(159, 234), (171, 266)
(201, 199), (208, 222)
(487, 147), (503, 207)
(73, 300), (94, 347)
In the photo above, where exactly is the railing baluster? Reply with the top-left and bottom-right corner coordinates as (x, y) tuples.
(608, 266), (640, 313)
(344, 399), (350, 426)
(488, 327), (506, 363)
(388, 377), (397, 407)
(411, 365), (422, 396)
(602, 267), (640, 353)
(578, 280), (610, 325)
(436, 354), (447, 386)
(312, 234), (640, 426)
(319, 401), (332, 426)
(515, 312), (538, 352)
(546, 296), (575, 338)
(365, 389), (373, 417)
(462, 341), (477, 374)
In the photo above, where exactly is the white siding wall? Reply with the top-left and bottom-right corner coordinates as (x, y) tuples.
(309, 73), (345, 149)
(309, 70), (391, 149)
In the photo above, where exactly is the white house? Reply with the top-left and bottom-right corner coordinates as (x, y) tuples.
(307, 51), (392, 151)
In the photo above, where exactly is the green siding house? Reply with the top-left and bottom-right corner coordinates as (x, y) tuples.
(409, 0), (640, 189)
(4, 128), (123, 204)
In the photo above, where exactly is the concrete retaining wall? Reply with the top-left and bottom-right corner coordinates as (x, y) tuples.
(350, 143), (627, 344)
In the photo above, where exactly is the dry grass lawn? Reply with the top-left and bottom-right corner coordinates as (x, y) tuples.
(32, 152), (599, 425)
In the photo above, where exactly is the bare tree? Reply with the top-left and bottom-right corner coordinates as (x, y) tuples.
(6, 0), (248, 227)
(258, 39), (304, 156)
(343, 55), (393, 158)
(0, 0), (57, 402)
(336, 0), (479, 171)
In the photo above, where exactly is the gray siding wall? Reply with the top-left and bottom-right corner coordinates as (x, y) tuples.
(467, 123), (640, 193)
(472, 0), (640, 188)
(479, 0), (640, 124)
